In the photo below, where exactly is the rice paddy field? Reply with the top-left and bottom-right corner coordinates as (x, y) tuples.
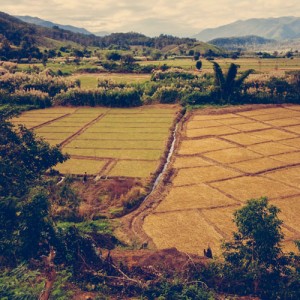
(143, 105), (300, 256)
(140, 57), (300, 72)
(11, 105), (179, 178)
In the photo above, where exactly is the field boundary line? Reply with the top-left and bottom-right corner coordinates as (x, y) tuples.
(30, 113), (73, 130)
(60, 110), (110, 147)
(100, 159), (118, 177)
(197, 210), (230, 239)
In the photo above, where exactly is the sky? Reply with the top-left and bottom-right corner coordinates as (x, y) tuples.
(2, 0), (300, 36)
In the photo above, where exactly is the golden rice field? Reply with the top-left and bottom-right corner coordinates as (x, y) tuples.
(143, 105), (300, 256)
(11, 105), (179, 178)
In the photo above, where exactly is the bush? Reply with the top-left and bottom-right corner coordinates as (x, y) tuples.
(152, 86), (179, 103)
(0, 89), (51, 108)
(182, 91), (213, 105)
(54, 87), (142, 107)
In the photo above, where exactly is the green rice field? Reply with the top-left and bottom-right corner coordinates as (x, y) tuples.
(11, 105), (179, 178)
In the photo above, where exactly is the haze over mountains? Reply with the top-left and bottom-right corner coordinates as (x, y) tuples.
(11, 14), (300, 44)
(15, 15), (110, 36)
(194, 17), (300, 41)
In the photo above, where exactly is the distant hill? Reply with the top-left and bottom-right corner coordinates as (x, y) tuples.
(93, 31), (110, 37)
(194, 17), (300, 41)
(15, 15), (93, 35)
(209, 35), (275, 50)
(0, 11), (224, 60)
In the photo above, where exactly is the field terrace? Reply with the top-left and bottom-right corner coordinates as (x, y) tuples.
(12, 105), (179, 179)
(143, 105), (300, 256)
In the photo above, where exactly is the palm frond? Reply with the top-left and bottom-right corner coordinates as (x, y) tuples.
(235, 69), (255, 88)
(212, 62), (225, 88)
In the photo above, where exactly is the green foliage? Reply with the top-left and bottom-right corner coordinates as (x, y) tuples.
(0, 108), (68, 264)
(223, 197), (283, 267)
(57, 220), (112, 235)
(50, 270), (74, 300)
(152, 86), (179, 103)
(143, 280), (214, 300)
(0, 264), (44, 299)
(212, 61), (254, 102)
(53, 87), (142, 107)
(196, 60), (202, 70)
(220, 197), (300, 298)
(48, 177), (80, 221)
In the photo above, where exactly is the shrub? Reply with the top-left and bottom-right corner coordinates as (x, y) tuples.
(153, 86), (179, 103)
(54, 87), (142, 107)
(0, 89), (51, 108)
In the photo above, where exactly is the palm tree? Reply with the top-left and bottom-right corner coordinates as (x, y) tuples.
(212, 62), (254, 103)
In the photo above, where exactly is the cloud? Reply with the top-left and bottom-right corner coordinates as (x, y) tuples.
(2, 0), (300, 36)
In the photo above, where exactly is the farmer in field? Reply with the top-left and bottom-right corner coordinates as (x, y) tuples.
(83, 172), (87, 184)
(204, 246), (213, 259)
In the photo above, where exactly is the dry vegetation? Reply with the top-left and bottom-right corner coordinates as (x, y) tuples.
(143, 105), (300, 255)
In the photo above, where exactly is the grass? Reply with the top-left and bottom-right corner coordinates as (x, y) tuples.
(57, 219), (112, 234)
(63, 148), (163, 160)
(36, 132), (73, 140)
(90, 122), (172, 128)
(65, 139), (165, 149)
(84, 126), (170, 133)
(75, 132), (168, 141)
(72, 73), (151, 89)
(108, 160), (159, 178)
(55, 158), (108, 175)
(139, 57), (300, 72)
(15, 105), (178, 178)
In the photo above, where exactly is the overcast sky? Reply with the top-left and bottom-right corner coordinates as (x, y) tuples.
(2, 0), (300, 36)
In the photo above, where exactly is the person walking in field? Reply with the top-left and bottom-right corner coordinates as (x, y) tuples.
(83, 172), (87, 184)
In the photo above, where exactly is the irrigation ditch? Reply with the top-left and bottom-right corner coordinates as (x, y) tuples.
(119, 107), (188, 247)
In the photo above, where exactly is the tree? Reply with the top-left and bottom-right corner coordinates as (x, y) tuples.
(0, 106), (68, 264)
(106, 51), (122, 61)
(223, 197), (283, 267)
(212, 61), (254, 102)
(196, 60), (202, 71)
(221, 197), (299, 297)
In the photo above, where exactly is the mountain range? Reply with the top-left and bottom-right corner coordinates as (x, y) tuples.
(194, 16), (300, 41)
(15, 15), (94, 35)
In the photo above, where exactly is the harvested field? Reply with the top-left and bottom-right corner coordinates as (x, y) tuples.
(156, 184), (237, 212)
(178, 138), (234, 155)
(186, 125), (239, 138)
(143, 211), (223, 256)
(210, 176), (299, 201)
(247, 141), (298, 155)
(202, 147), (262, 164)
(230, 157), (286, 173)
(272, 151), (300, 164)
(173, 165), (241, 186)
(230, 122), (271, 132)
(142, 105), (300, 256)
(249, 129), (297, 141)
(14, 105), (179, 177)
(264, 166), (300, 188)
(173, 156), (212, 169)
(223, 132), (268, 145)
